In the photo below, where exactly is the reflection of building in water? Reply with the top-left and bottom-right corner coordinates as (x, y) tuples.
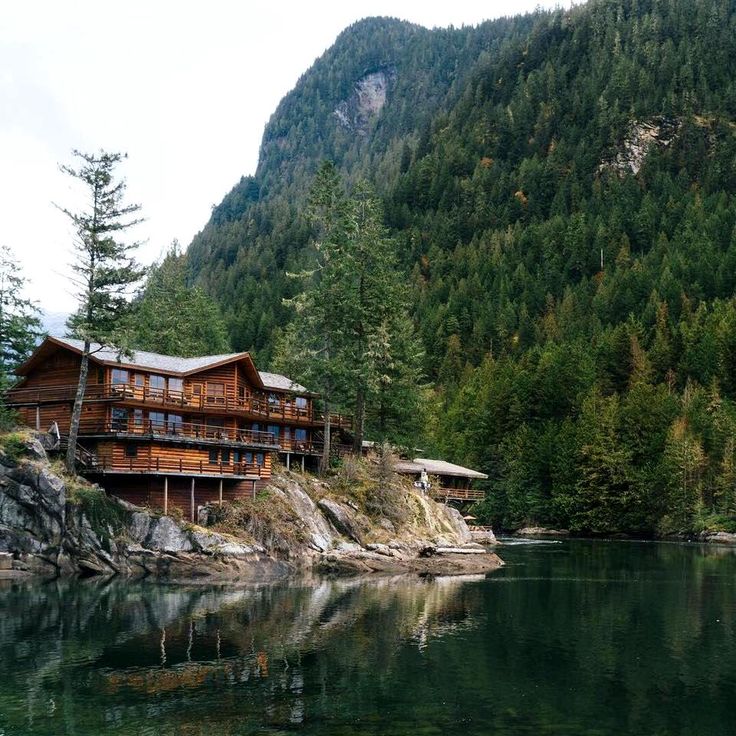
(1, 575), (486, 735)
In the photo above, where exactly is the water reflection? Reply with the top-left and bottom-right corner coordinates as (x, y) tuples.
(1, 541), (735, 736)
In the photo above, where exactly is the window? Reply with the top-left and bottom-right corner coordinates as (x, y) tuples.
(149, 411), (165, 431)
(125, 444), (137, 458)
(111, 368), (129, 386)
(149, 375), (165, 396)
(111, 407), (128, 431)
(168, 377), (183, 394)
(97, 368), (105, 384)
(167, 414), (183, 433)
(207, 418), (225, 438)
(283, 427), (291, 439)
(133, 409), (144, 428)
(267, 424), (280, 438)
(244, 451), (253, 464)
(134, 374), (145, 387)
(207, 382), (225, 400)
(209, 449), (219, 464)
(268, 393), (280, 407)
(295, 428), (307, 442)
(233, 450), (240, 464)
(193, 384), (202, 396)
(251, 423), (260, 433)
(295, 396), (308, 409)
(256, 452), (264, 467)
(221, 449), (230, 465)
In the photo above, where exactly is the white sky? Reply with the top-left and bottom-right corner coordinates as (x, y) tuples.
(0, 0), (569, 317)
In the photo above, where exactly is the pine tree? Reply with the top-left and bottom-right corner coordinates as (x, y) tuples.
(58, 150), (144, 472)
(0, 247), (42, 429)
(130, 242), (230, 357)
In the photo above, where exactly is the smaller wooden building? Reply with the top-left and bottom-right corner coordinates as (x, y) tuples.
(394, 457), (488, 505)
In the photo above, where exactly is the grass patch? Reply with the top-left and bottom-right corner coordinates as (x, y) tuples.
(0, 431), (30, 463)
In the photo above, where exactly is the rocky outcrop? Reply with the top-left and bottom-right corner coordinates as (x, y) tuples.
(698, 531), (736, 545)
(333, 68), (395, 136)
(515, 526), (570, 537)
(599, 116), (681, 176)
(0, 433), (502, 579)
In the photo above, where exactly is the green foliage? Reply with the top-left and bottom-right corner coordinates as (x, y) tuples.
(128, 242), (230, 356)
(68, 484), (130, 544)
(186, 0), (736, 534)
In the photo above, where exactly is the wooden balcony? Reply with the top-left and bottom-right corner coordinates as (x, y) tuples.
(89, 455), (265, 479)
(79, 418), (280, 449)
(277, 438), (353, 457)
(6, 382), (354, 430)
(431, 487), (486, 502)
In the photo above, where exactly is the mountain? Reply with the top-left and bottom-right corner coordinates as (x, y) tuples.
(185, 0), (736, 536)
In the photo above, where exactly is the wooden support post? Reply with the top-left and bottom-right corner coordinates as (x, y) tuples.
(252, 480), (256, 500)
(218, 478), (223, 506)
(286, 453), (290, 471)
(164, 477), (168, 515)
(190, 478), (195, 522)
(35, 406), (40, 431)
(301, 455), (305, 473)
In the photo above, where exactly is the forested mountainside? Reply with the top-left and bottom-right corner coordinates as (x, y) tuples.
(184, 0), (736, 536)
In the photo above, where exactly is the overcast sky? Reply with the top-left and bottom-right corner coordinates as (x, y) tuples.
(1, 0), (570, 318)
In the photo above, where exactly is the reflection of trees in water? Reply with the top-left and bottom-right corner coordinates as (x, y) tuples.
(0, 574), (485, 735)
(2, 543), (736, 735)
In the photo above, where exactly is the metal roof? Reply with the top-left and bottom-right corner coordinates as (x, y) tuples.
(54, 337), (247, 375)
(258, 371), (308, 394)
(395, 457), (488, 480)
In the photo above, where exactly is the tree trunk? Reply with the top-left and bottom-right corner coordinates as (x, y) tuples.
(320, 399), (331, 474)
(353, 387), (365, 454)
(66, 340), (90, 473)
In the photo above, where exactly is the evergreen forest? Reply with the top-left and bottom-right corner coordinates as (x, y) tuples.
(169, 0), (736, 536)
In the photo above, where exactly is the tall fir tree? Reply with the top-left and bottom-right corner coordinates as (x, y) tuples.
(58, 150), (144, 472)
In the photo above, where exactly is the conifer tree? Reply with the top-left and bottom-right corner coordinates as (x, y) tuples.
(0, 247), (42, 429)
(129, 242), (230, 357)
(58, 150), (144, 472)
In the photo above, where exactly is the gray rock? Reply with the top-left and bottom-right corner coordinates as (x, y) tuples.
(145, 516), (193, 553)
(318, 498), (364, 544)
(278, 481), (337, 551)
(438, 505), (473, 545)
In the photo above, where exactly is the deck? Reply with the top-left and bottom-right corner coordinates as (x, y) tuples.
(6, 382), (353, 429)
(431, 487), (485, 502)
(87, 455), (264, 479)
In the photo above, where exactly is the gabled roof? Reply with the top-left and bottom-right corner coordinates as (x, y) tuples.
(16, 336), (313, 392)
(395, 457), (488, 480)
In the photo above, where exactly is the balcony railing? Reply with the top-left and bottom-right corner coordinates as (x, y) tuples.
(79, 419), (280, 448)
(91, 455), (264, 478)
(6, 382), (354, 430)
(277, 438), (353, 456)
(431, 487), (486, 502)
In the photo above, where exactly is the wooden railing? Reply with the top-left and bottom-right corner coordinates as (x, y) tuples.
(431, 487), (486, 502)
(91, 455), (264, 478)
(277, 438), (353, 456)
(79, 418), (280, 447)
(5, 382), (354, 429)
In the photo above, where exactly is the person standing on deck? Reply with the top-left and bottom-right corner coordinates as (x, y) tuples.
(420, 467), (430, 493)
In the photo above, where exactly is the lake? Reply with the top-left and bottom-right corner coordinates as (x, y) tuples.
(1, 540), (735, 735)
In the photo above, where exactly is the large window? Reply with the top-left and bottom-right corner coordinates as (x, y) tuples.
(268, 393), (280, 408)
(295, 428), (307, 442)
(149, 375), (165, 396)
(149, 411), (165, 431)
(111, 407), (129, 431)
(267, 424), (280, 438)
(111, 368), (129, 386)
(209, 449), (219, 464)
(207, 382), (225, 401)
(256, 452), (264, 467)
(167, 414), (183, 433)
(168, 377), (183, 394)
(133, 409), (144, 428)
(207, 418), (225, 438)
(295, 396), (308, 409)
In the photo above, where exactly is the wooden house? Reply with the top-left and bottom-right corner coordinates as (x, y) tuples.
(6, 337), (352, 518)
(394, 457), (487, 505)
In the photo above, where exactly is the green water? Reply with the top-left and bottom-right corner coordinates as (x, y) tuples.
(1, 540), (735, 735)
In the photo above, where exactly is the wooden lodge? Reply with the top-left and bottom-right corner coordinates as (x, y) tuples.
(6, 337), (353, 519)
(394, 457), (488, 505)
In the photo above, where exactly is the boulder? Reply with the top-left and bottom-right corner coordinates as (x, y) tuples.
(145, 516), (193, 553)
(317, 498), (364, 544)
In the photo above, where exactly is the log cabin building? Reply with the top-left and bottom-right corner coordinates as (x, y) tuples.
(394, 457), (488, 507)
(6, 337), (353, 519)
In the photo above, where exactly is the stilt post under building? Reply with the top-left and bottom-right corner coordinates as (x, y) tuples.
(190, 478), (195, 522)
(218, 478), (223, 506)
(164, 477), (168, 515)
